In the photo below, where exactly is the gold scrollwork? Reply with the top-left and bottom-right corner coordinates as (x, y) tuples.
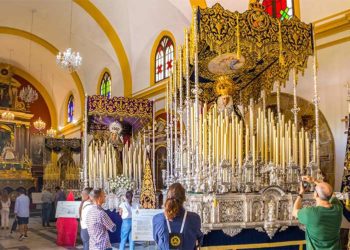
(187, 3), (313, 105)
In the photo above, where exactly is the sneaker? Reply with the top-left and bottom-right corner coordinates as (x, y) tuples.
(19, 235), (25, 241)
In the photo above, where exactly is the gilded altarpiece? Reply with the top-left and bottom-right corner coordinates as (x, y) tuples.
(0, 64), (34, 193)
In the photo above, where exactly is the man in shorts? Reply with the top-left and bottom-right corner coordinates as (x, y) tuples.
(14, 189), (30, 241)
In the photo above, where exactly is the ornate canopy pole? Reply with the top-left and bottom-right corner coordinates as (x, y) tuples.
(193, 7), (201, 192)
(152, 99), (156, 190)
(83, 94), (88, 187)
(166, 77), (170, 186)
(185, 28), (192, 191)
(178, 47), (184, 183)
(312, 29), (320, 169)
(170, 74), (174, 180)
(174, 63), (178, 179)
(291, 68), (300, 129)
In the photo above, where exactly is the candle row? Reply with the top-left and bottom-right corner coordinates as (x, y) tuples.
(167, 95), (317, 177)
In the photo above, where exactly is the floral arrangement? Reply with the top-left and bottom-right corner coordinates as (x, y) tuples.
(109, 175), (134, 192)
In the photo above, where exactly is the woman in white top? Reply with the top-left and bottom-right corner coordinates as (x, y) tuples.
(1, 190), (11, 229)
(79, 187), (93, 250)
(119, 190), (135, 250)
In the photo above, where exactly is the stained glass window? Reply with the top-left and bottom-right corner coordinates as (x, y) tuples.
(100, 72), (111, 98)
(155, 36), (174, 83)
(67, 95), (74, 123)
(262, 0), (294, 20)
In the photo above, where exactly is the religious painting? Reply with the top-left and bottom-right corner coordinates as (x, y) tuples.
(31, 134), (45, 165)
(155, 146), (166, 190)
(0, 83), (12, 108)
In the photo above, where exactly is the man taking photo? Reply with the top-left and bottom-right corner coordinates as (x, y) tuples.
(292, 176), (342, 250)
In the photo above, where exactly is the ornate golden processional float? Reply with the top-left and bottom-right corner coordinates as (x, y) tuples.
(163, 1), (321, 238)
(44, 138), (81, 190)
(83, 95), (157, 208)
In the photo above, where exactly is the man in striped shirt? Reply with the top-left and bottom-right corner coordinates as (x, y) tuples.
(86, 189), (116, 250)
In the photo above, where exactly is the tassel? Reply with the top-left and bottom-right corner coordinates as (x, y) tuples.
(236, 14), (241, 60)
(278, 20), (285, 66)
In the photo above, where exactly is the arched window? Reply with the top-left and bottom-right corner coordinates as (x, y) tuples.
(67, 95), (74, 123)
(155, 36), (174, 83)
(262, 0), (294, 20)
(100, 72), (111, 98)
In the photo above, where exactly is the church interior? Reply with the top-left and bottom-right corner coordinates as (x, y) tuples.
(0, 0), (350, 249)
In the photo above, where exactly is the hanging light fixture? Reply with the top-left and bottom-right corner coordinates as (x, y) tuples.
(46, 127), (57, 137)
(19, 85), (38, 109)
(34, 117), (46, 132)
(1, 110), (15, 121)
(56, 0), (82, 72)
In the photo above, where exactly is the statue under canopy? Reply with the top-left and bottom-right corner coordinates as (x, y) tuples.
(1, 141), (15, 161)
(215, 75), (241, 117)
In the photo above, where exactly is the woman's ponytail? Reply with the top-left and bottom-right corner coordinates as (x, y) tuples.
(164, 183), (185, 221)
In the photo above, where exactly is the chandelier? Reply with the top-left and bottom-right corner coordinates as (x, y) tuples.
(56, 48), (82, 72)
(19, 86), (38, 109)
(1, 110), (15, 121)
(46, 127), (57, 138)
(33, 117), (46, 131)
(56, 1), (82, 72)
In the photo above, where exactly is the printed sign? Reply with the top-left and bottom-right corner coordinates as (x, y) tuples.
(55, 201), (81, 218)
(31, 192), (43, 204)
(132, 209), (163, 241)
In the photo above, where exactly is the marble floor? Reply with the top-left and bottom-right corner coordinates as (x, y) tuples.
(0, 216), (156, 250)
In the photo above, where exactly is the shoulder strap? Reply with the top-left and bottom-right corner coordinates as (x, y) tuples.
(166, 210), (188, 234)
(83, 202), (92, 209)
(180, 211), (187, 234)
(166, 216), (172, 233)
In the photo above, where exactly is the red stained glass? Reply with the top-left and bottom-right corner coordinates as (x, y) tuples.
(154, 36), (174, 83)
(262, 0), (293, 20)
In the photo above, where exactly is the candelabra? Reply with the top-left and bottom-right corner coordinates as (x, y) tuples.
(19, 86), (38, 109)
(56, 48), (82, 72)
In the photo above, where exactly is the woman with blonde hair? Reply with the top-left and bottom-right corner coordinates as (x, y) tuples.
(1, 190), (11, 230)
(153, 183), (203, 250)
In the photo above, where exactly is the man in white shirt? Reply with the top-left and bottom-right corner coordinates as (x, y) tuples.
(14, 189), (30, 241)
(79, 187), (93, 250)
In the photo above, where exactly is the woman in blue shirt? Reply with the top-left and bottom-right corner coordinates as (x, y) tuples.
(153, 183), (203, 250)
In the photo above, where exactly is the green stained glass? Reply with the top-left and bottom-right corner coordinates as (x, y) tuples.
(100, 72), (111, 98)
(280, 7), (290, 20)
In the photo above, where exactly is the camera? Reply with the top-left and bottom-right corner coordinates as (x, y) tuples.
(302, 181), (310, 190)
